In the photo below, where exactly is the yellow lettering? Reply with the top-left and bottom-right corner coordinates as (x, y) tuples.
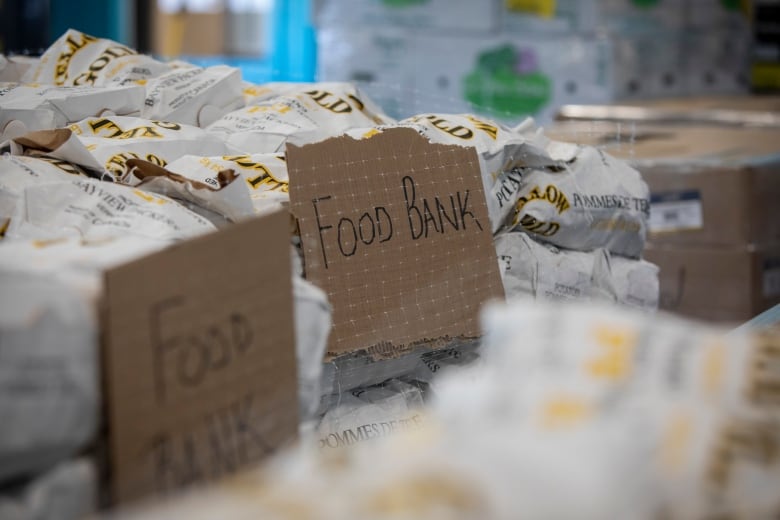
(466, 115), (498, 140)
(514, 184), (570, 215)
(133, 189), (167, 205)
(422, 115), (474, 139)
(89, 118), (123, 137)
(306, 90), (353, 114)
(105, 152), (141, 176)
(54, 32), (98, 84)
(586, 325), (637, 381)
(540, 395), (591, 430)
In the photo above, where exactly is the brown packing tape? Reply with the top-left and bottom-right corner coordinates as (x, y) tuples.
(287, 127), (505, 361)
(100, 210), (298, 504)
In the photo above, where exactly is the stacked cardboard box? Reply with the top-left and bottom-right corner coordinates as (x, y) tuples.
(549, 106), (780, 323)
(315, 0), (751, 123)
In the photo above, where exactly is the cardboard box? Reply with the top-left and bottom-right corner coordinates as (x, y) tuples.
(611, 31), (688, 99)
(598, 0), (687, 34)
(407, 34), (614, 124)
(644, 242), (780, 324)
(316, 27), (415, 119)
(685, 0), (751, 30)
(501, 0), (599, 35)
(314, 0), (499, 33)
(100, 211), (298, 504)
(683, 30), (751, 95)
(546, 122), (780, 247)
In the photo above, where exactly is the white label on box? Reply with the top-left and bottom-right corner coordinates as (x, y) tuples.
(649, 190), (703, 233)
(763, 258), (780, 298)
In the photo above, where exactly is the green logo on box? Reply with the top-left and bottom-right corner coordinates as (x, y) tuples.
(463, 45), (551, 118)
(381, 0), (427, 6)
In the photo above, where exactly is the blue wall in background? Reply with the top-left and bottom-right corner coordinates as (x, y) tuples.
(50, 0), (131, 45)
(47, 0), (315, 84)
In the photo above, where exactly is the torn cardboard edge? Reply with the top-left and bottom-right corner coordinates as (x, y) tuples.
(287, 126), (505, 361)
(321, 338), (481, 397)
(326, 334), (482, 363)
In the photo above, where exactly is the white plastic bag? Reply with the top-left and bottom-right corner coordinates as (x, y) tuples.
(0, 82), (144, 141)
(207, 82), (394, 153)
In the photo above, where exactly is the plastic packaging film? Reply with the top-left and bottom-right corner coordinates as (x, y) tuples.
(0, 27), (677, 518)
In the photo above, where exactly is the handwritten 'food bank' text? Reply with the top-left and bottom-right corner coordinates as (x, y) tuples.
(311, 174), (483, 268)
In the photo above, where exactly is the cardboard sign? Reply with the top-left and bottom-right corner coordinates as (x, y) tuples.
(101, 210), (298, 504)
(287, 127), (505, 359)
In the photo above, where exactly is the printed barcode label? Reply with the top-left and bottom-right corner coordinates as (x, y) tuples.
(649, 190), (703, 233)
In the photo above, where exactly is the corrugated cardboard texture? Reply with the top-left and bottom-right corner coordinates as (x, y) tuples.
(101, 211), (297, 504)
(287, 127), (505, 360)
(547, 123), (780, 247)
(645, 242), (780, 324)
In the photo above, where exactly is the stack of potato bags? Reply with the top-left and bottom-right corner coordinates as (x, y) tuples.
(1, 29), (660, 518)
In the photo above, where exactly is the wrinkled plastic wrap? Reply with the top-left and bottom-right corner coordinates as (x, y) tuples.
(495, 231), (659, 310)
(1, 29), (668, 516)
(495, 230), (601, 302)
(316, 380), (424, 449)
(507, 143), (650, 258)
(293, 276), (332, 422)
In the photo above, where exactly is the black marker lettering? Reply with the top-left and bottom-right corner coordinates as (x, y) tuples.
(312, 196), (333, 268)
(358, 212), (375, 245)
(375, 206), (393, 243)
(150, 296), (184, 405)
(457, 190), (482, 231)
(403, 175), (423, 239)
(337, 217), (357, 257)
